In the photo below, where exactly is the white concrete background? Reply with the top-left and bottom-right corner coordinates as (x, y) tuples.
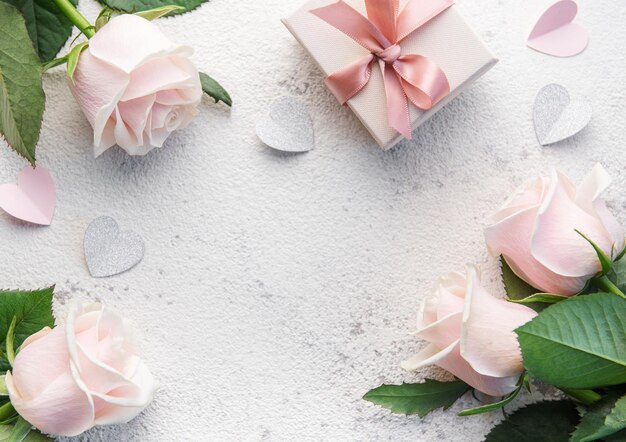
(0, 0), (624, 440)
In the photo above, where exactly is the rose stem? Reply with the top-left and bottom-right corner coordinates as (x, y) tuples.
(52, 0), (95, 38)
(594, 274), (626, 299)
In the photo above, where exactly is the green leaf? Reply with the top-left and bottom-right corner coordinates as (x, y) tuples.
(66, 41), (88, 81)
(458, 375), (524, 416)
(507, 293), (569, 305)
(2, 0), (78, 62)
(501, 257), (546, 312)
(607, 256), (626, 294)
(484, 401), (579, 442)
(571, 393), (626, 442)
(199, 72), (232, 106)
(0, 424), (51, 442)
(362, 380), (470, 417)
(5, 317), (16, 367)
(516, 293), (626, 389)
(96, 0), (208, 15)
(576, 230), (613, 275)
(0, 287), (55, 372)
(0, 3), (45, 165)
(0, 376), (7, 396)
(134, 5), (185, 19)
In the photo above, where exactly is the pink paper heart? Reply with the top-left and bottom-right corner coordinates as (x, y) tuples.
(527, 0), (588, 57)
(0, 166), (56, 225)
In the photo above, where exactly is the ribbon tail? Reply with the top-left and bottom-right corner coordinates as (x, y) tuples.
(379, 59), (412, 139)
(393, 55), (450, 110)
(325, 54), (375, 104)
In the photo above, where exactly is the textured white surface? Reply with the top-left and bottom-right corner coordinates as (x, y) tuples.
(0, 0), (624, 440)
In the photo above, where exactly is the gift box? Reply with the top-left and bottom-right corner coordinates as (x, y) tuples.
(282, 0), (498, 150)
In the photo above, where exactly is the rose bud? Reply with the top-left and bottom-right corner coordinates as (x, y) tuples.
(401, 266), (537, 397)
(69, 14), (202, 157)
(5, 303), (157, 436)
(485, 164), (624, 295)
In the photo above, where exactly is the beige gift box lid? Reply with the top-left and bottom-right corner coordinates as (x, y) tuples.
(282, 0), (498, 150)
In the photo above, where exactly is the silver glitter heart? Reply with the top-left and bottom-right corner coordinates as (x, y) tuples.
(256, 97), (314, 152)
(533, 84), (592, 145)
(84, 216), (145, 278)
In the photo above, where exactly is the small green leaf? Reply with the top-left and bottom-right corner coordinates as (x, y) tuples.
(66, 42), (88, 81)
(42, 55), (68, 71)
(571, 393), (626, 442)
(0, 424), (51, 441)
(607, 256), (626, 294)
(0, 2), (45, 165)
(0, 376), (8, 396)
(95, 6), (114, 31)
(507, 293), (569, 305)
(134, 5), (185, 20)
(0, 287), (55, 372)
(458, 375), (524, 416)
(2, 0), (78, 62)
(199, 72), (232, 106)
(501, 257), (545, 311)
(8, 416), (33, 442)
(516, 293), (626, 389)
(560, 388), (602, 406)
(363, 380), (469, 417)
(96, 0), (208, 15)
(484, 401), (579, 442)
(576, 229), (613, 275)
(5, 317), (16, 367)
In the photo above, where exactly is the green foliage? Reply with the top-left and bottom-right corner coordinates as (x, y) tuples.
(0, 287), (55, 372)
(507, 293), (569, 306)
(458, 375), (525, 416)
(500, 257), (546, 312)
(576, 230), (612, 275)
(607, 256), (626, 293)
(484, 401), (579, 442)
(134, 4), (185, 19)
(96, 0), (208, 15)
(2, 0), (77, 62)
(66, 41), (88, 81)
(199, 72), (232, 107)
(0, 2), (45, 165)
(362, 380), (469, 417)
(516, 293), (626, 389)
(571, 393), (626, 442)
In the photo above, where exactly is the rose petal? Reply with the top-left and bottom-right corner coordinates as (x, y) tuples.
(121, 57), (200, 102)
(69, 50), (129, 149)
(89, 15), (192, 73)
(531, 170), (612, 277)
(401, 341), (518, 397)
(460, 266), (537, 378)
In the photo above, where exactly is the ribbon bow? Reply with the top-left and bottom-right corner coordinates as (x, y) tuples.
(310, 0), (453, 139)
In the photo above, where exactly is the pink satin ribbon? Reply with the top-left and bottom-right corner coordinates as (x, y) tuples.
(310, 0), (453, 139)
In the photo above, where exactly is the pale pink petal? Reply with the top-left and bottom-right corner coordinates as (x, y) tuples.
(486, 203), (586, 294)
(88, 15), (192, 73)
(416, 311), (463, 350)
(401, 341), (518, 397)
(121, 57), (199, 102)
(19, 327), (52, 350)
(531, 170), (611, 277)
(6, 370), (94, 437)
(69, 50), (129, 148)
(576, 164), (625, 256)
(460, 266), (537, 378)
(117, 94), (156, 146)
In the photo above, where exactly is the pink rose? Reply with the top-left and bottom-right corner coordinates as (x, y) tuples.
(6, 303), (156, 436)
(401, 266), (537, 396)
(485, 164), (624, 295)
(69, 14), (202, 157)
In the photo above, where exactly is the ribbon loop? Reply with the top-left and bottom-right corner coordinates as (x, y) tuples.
(310, 0), (454, 140)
